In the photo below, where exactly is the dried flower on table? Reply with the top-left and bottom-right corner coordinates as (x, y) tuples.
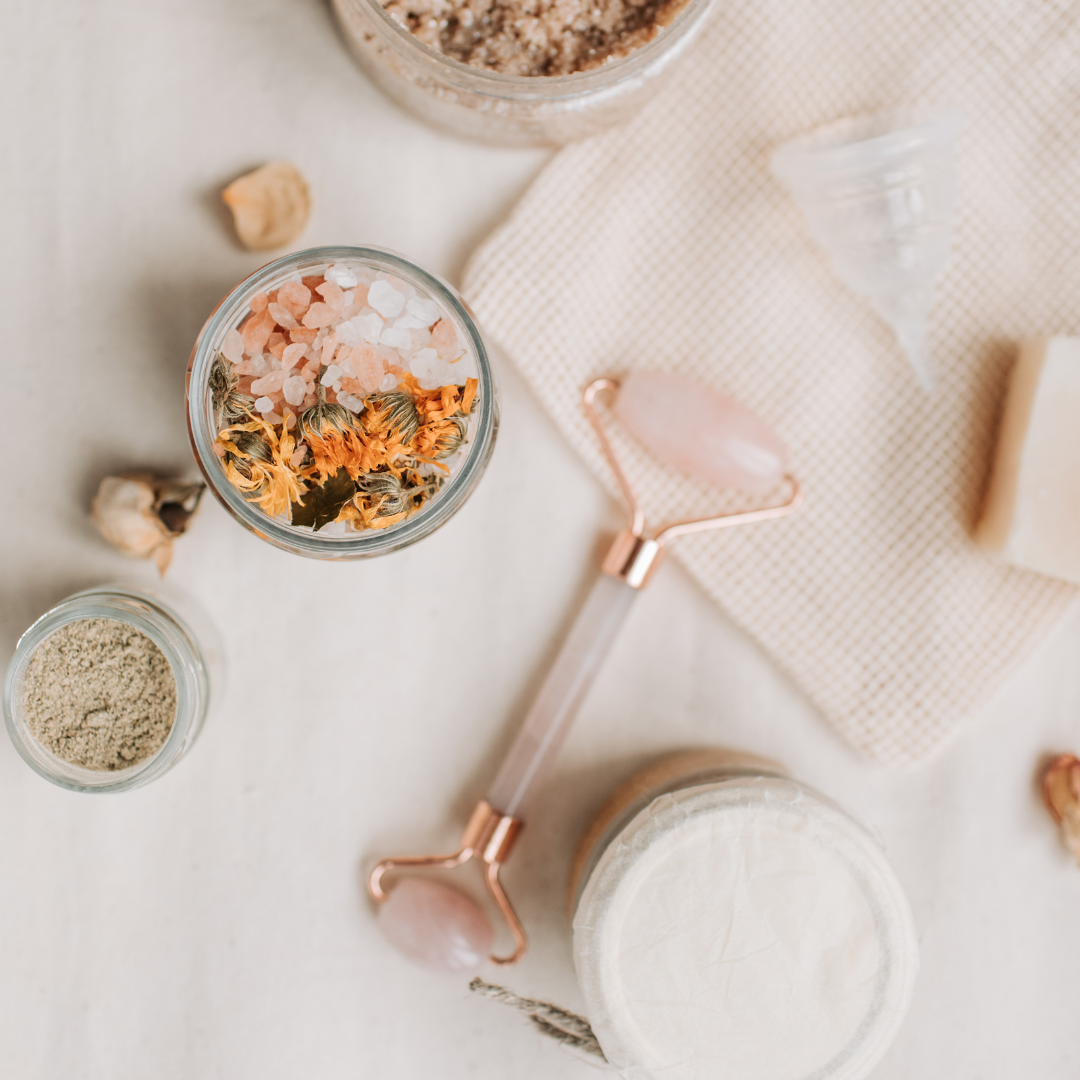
(207, 261), (480, 535)
(91, 474), (205, 575)
(222, 162), (311, 251)
(1042, 753), (1080, 866)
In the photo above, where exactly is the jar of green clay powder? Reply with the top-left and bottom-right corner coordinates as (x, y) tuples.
(2, 584), (219, 793)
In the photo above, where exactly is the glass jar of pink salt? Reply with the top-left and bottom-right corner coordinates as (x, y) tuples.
(330, 0), (718, 146)
(186, 246), (497, 559)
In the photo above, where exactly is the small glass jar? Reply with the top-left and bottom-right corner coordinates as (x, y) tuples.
(570, 748), (919, 1080)
(3, 584), (217, 793)
(331, 0), (718, 146)
(187, 245), (498, 560)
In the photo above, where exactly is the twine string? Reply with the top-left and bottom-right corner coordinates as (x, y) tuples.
(468, 977), (608, 1062)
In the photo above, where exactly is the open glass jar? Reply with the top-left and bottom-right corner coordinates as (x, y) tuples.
(3, 584), (217, 794)
(570, 749), (920, 1080)
(331, 0), (718, 145)
(187, 246), (497, 560)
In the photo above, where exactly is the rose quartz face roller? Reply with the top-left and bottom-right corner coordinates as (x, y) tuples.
(368, 372), (803, 973)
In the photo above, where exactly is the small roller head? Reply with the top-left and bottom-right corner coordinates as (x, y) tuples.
(613, 371), (788, 495)
(378, 876), (493, 974)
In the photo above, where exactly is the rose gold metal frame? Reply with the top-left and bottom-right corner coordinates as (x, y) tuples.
(584, 377), (803, 588)
(368, 800), (526, 965)
(367, 376), (804, 968)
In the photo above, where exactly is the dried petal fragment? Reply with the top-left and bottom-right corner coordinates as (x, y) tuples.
(1042, 754), (1080, 865)
(221, 162), (311, 252)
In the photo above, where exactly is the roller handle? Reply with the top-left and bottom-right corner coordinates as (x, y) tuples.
(486, 573), (638, 819)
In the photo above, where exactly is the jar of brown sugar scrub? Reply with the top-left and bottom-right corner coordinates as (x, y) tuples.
(331, 0), (718, 145)
(3, 584), (218, 793)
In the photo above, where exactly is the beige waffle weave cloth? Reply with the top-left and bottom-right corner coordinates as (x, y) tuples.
(463, 0), (1080, 763)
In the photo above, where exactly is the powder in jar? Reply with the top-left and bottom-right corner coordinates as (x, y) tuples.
(20, 618), (177, 771)
(381, 0), (691, 76)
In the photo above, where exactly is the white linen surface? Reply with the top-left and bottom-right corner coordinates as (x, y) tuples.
(0, 2), (1078, 1078)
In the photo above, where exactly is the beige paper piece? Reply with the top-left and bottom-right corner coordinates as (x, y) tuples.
(463, 0), (1080, 762)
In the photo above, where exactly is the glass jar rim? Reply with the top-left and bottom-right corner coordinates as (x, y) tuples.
(353, 0), (717, 99)
(187, 245), (497, 559)
(2, 587), (207, 793)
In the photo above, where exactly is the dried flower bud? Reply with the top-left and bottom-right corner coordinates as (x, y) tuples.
(210, 352), (255, 426)
(357, 471), (409, 518)
(366, 391), (421, 443)
(91, 474), (205, 576)
(222, 162), (310, 252)
(1041, 753), (1080, 866)
(422, 414), (469, 459)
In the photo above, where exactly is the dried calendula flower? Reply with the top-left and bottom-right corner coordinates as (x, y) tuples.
(91, 474), (205, 575)
(357, 471), (410, 518)
(222, 162), (311, 251)
(1042, 753), (1080, 865)
(415, 413), (469, 459)
(298, 378), (366, 484)
(209, 351), (255, 426)
(365, 390), (421, 443)
(218, 418), (304, 519)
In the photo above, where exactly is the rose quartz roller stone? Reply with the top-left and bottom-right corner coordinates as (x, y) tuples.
(377, 877), (494, 974)
(614, 370), (788, 494)
(368, 372), (802, 972)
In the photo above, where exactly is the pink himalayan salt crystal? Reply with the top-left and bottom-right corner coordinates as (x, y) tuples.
(302, 302), (336, 329)
(301, 391), (318, 410)
(301, 365), (316, 384)
(431, 318), (459, 360)
(377, 877), (493, 974)
(268, 302), (299, 330)
(236, 355), (269, 377)
(290, 443), (308, 468)
(281, 342), (306, 372)
(351, 343), (385, 394)
(316, 280), (345, 311)
(277, 281), (311, 319)
(613, 370), (788, 495)
(283, 410), (297, 430)
(282, 375), (308, 407)
(320, 331), (340, 367)
(222, 328), (245, 364)
(249, 291), (269, 314)
(251, 370), (287, 396)
(242, 308), (276, 357)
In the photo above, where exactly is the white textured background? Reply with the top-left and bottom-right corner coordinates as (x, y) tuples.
(0, 1), (1078, 1077)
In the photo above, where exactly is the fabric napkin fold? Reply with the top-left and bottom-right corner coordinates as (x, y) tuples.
(463, 0), (1080, 762)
